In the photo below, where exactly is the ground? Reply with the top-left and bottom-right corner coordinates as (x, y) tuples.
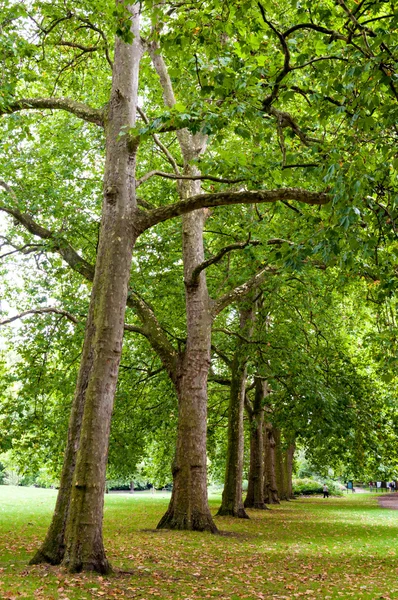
(0, 486), (398, 599)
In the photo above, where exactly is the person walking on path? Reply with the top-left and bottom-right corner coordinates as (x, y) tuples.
(323, 484), (329, 498)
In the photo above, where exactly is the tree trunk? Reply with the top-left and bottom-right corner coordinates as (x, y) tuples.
(286, 442), (295, 499)
(157, 174), (217, 532)
(29, 353), (92, 564)
(32, 10), (142, 573)
(274, 428), (288, 501)
(244, 378), (267, 510)
(263, 423), (280, 505)
(217, 300), (255, 518)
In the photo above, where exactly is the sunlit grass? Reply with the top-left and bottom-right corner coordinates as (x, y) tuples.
(0, 486), (397, 599)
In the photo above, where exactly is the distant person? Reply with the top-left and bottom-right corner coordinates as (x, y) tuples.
(323, 484), (329, 498)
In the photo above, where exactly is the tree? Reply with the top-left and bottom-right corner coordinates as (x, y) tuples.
(2, 0), (397, 573)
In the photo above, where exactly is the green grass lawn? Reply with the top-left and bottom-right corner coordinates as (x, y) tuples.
(0, 486), (397, 599)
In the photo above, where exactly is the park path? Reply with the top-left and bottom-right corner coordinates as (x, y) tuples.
(377, 493), (398, 509)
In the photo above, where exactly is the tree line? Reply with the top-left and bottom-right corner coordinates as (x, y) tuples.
(0, 0), (397, 574)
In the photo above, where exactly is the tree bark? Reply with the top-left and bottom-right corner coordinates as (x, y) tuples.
(263, 423), (280, 505)
(244, 378), (268, 510)
(149, 44), (217, 532)
(157, 196), (217, 532)
(217, 300), (255, 518)
(31, 8), (142, 573)
(274, 428), (288, 501)
(285, 442), (296, 499)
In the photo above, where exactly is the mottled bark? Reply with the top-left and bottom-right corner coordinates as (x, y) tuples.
(217, 300), (256, 518)
(244, 378), (268, 510)
(156, 175), (217, 532)
(263, 423), (280, 505)
(29, 339), (93, 565)
(32, 8), (142, 574)
(150, 44), (217, 532)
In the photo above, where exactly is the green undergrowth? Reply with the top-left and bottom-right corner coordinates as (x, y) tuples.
(0, 486), (397, 599)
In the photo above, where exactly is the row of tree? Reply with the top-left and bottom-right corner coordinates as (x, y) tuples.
(0, 0), (397, 574)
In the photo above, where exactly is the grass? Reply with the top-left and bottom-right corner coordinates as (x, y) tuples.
(0, 486), (397, 599)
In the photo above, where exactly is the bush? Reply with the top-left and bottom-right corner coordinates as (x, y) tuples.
(293, 477), (344, 496)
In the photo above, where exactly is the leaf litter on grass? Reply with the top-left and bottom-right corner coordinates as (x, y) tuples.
(1, 489), (398, 598)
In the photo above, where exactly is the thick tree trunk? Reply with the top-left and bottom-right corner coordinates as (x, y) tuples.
(263, 423), (280, 505)
(217, 301), (255, 518)
(32, 11), (142, 573)
(157, 176), (217, 533)
(244, 378), (267, 510)
(29, 354), (91, 564)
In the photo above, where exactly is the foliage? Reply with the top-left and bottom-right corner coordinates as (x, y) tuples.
(293, 477), (345, 496)
(0, 0), (398, 500)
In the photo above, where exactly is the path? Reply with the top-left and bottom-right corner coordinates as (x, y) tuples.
(378, 492), (398, 509)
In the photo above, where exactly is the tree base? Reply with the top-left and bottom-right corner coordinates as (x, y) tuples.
(29, 547), (64, 567)
(216, 506), (250, 519)
(157, 509), (218, 533)
(63, 555), (112, 575)
(244, 501), (269, 510)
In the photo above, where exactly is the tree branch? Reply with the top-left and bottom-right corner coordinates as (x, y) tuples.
(136, 106), (180, 173)
(0, 97), (105, 126)
(141, 188), (330, 231)
(136, 170), (247, 188)
(189, 238), (261, 286)
(283, 23), (348, 41)
(211, 344), (232, 368)
(0, 307), (79, 326)
(0, 184), (179, 380)
(212, 266), (277, 317)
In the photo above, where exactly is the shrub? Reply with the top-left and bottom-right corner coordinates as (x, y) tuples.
(293, 477), (344, 496)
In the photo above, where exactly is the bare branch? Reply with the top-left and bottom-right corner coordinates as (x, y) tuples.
(190, 239), (261, 285)
(0, 97), (105, 126)
(0, 241), (44, 259)
(0, 307), (79, 326)
(211, 344), (232, 368)
(57, 41), (99, 52)
(75, 16), (113, 69)
(136, 170), (247, 188)
(291, 55), (348, 70)
(283, 23), (348, 41)
(141, 188), (330, 231)
(0, 184), (95, 282)
(136, 106), (180, 173)
(258, 2), (291, 108)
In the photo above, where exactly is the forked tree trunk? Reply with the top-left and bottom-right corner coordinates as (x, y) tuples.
(217, 300), (255, 518)
(263, 423), (280, 505)
(244, 378), (267, 510)
(31, 10), (142, 573)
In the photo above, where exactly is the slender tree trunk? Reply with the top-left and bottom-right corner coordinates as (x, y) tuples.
(31, 10), (142, 573)
(274, 428), (288, 501)
(286, 442), (295, 499)
(217, 301), (255, 518)
(263, 423), (280, 504)
(244, 378), (267, 510)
